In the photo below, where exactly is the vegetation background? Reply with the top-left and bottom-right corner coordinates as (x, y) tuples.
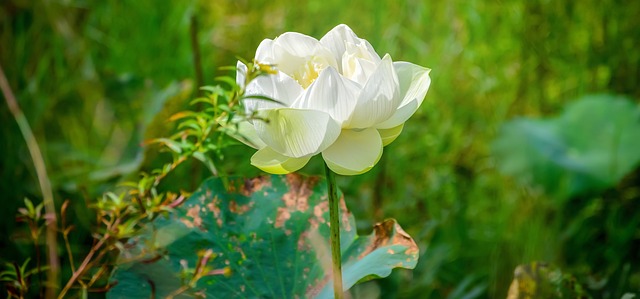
(1, 0), (639, 298)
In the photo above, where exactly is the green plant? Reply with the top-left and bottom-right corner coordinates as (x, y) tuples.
(2, 60), (284, 298)
(0, 259), (48, 299)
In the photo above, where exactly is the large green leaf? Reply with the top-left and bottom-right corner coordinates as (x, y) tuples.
(493, 94), (640, 199)
(107, 174), (418, 298)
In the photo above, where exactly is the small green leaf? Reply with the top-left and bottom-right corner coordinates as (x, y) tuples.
(176, 120), (201, 131)
(218, 65), (237, 72)
(19, 258), (31, 274)
(189, 97), (214, 106)
(200, 85), (227, 96)
(168, 111), (198, 122)
(23, 198), (35, 216)
(214, 76), (238, 89)
(239, 94), (286, 106)
(149, 138), (183, 154)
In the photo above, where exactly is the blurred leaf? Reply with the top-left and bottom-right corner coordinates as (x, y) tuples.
(147, 138), (183, 154)
(23, 198), (35, 216)
(107, 175), (418, 298)
(214, 75), (237, 86)
(493, 94), (640, 199)
(169, 111), (199, 122)
(506, 262), (590, 299)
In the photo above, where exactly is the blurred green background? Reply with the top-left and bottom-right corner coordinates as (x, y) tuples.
(2, 0), (639, 298)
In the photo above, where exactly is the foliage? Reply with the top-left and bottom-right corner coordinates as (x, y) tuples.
(1, 38), (275, 297)
(493, 95), (640, 298)
(108, 175), (418, 298)
(0, 259), (48, 299)
(493, 94), (640, 199)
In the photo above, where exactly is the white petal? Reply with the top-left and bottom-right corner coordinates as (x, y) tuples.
(347, 54), (400, 129)
(291, 67), (360, 125)
(251, 147), (311, 174)
(378, 124), (404, 146)
(236, 61), (248, 88)
(274, 32), (323, 57)
(243, 71), (303, 113)
(270, 32), (337, 79)
(342, 55), (377, 85)
(395, 62), (432, 108)
(322, 128), (383, 175)
(320, 24), (380, 73)
(228, 120), (267, 149)
(376, 62), (431, 129)
(254, 108), (341, 158)
(255, 38), (275, 64)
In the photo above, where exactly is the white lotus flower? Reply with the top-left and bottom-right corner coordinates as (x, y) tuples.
(235, 24), (431, 175)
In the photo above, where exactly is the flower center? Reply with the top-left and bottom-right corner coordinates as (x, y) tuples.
(291, 56), (330, 89)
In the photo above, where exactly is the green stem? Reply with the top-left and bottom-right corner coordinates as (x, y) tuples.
(189, 13), (205, 188)
(324, 162), (343, 299)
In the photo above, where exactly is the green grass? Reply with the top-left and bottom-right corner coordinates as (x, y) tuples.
(1, 0), (639, 298)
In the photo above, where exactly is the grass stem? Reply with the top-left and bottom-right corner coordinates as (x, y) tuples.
(0, 63), (60, 299)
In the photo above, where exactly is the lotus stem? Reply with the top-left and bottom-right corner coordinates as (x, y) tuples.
(324, 162), (343, 299)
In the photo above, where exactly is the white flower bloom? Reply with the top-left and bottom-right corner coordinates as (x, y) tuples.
(236, 24), (431, 175)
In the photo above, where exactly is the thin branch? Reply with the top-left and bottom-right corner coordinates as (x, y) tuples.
(61, 200), (77, 274)
(165, 285), (190, 299)
(57, 217), (119, 299)
(0, 63), (60, 299)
